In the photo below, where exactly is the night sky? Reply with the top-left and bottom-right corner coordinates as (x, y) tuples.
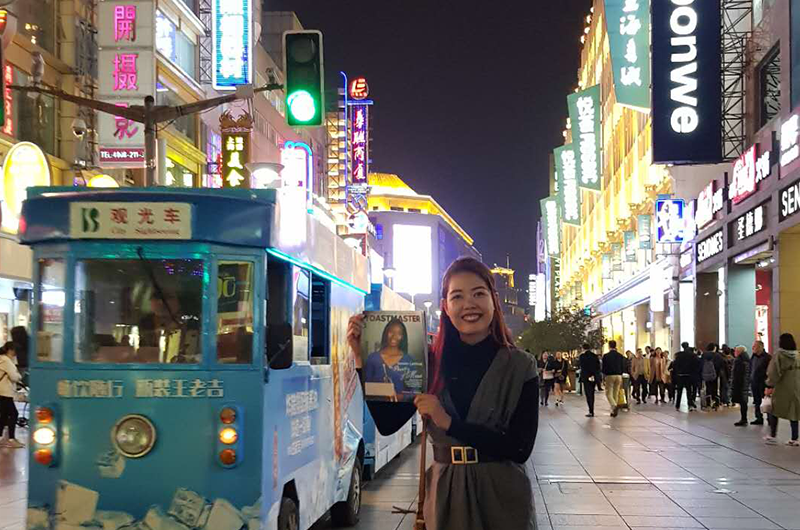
(271, 0), (591, 282)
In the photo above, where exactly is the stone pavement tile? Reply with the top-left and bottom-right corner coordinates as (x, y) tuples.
(612, 501), (687, 516)
(544, 501), (618, 516)
(552, 527), (627, 530)
(695, 516), (781, 529)
(681, 504), (761, 517)
(622, 515), (704, 528)
(768, 516), (800, 530)
(548, 514), (627, 526)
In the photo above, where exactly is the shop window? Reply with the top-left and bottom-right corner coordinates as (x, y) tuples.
(36, 258), (65, 362)
(156, 12), (198, 81)
(176, 0), (197, 14)
(74, 259), (204, 364)
(19, 0), (56, 54)
(156, 82), (197, 142)
(759, 45), (781, 127)
(217, 261), (254, 364)
(11, 68), (57, 157)
(309, 276), (330, 365)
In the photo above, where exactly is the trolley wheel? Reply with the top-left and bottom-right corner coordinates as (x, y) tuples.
(277, 496), (299, 530)
(331, 456), (362, 527)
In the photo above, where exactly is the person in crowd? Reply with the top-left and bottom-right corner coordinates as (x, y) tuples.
(579, 343), (601, 417)
(690, 346), (704, 409)
(348, 256), (539, 529)
(750, 340), (771, 426)
(764, 333), (800, 446)
(700, 343), (722, 410)
(541, 351), (555, 406)
(732, 345), (752, 426)
(0, 341), (23, 448)
(661, 350), (674, 403)
(602, 340), (625, 417)
(650, 347), (667, 403)
(719, 344), (733, 407)
(674, 342), (697, 411)
(666, 352), (676, 403)
(10, 327), (28, 372)
(549, 351), (568, 406)
(631, 348), (650, 404)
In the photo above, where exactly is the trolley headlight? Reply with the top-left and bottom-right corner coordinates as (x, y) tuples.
(33, 427), (55, 445)
(112, 415), (156, 458)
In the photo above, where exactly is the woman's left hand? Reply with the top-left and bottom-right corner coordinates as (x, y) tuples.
(765, 387), (774, 396)
(414, 394), (452, 431)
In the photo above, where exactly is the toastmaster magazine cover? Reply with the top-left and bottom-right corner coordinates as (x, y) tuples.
(360, 311), (427, 402)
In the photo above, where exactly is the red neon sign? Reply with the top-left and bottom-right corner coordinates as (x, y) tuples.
(0, 10), (8, 36)
(349, 77), (369, 100)
(3, 65), (12, 136)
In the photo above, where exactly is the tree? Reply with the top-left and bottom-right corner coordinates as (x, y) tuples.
(519, 307), (604, 355)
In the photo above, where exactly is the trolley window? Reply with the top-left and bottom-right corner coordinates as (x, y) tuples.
(37, 258), (66, 362)
(74, 259), (204, 364)
(309, 275), (330, 365)
(292, 266), (310, 363)
(217, 261), (254, 364)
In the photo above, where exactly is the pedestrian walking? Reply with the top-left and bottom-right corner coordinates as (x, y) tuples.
(347, 257), (540, 530)
(651, 347), (667, 403)
(602, 341), (625, 417)
(550, 352), (568, 406)
(0, 341), (23, 448)
(579, 344), (601, 417)
(750, 340), (770, 425)
(701, 343), (722, 409)
(674, 342), (697, 411)
(632, 348), (649, 404)
(732, 345), (752, 426)
(764, 333), (800, 446)
(541, 352), (556, 406)
(720, 344), (733, 406)
(662, 351), (674, 403)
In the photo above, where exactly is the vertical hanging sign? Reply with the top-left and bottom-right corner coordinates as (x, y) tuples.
(604, 0), (651, 110)
(212, 0), (252, 90)
(540, 197), (561, 258)
(346, 82), (372, 218)
(220, 111), (252, 189)
(624, 231), (637, 261)
(97, 0), (155, 168)
(555, 145), (581, 225)
(567, 85), (602, 191)
(638, 214), (653, 249)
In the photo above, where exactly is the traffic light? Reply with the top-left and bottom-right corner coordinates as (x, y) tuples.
(283, 30), (324, 127)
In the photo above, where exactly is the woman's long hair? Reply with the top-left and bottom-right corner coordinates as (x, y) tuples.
(380, 318), (409, 355)
(429, 257), (515, 394)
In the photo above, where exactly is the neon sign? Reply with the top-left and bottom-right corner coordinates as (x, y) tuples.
(351, 104), (369, 186)
(349, 77), (369, 100)
(781, 114), (799, 168)
(212, 0), (252, 90)
(222, 133), (249, 188)
(655, 198), (686, 243)
(114, 5), (137, 42)
(731, 145), (757, 204)
(3, 65), (12, 136)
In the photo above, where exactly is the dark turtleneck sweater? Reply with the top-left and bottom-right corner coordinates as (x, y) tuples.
(443, 336), (539, 464)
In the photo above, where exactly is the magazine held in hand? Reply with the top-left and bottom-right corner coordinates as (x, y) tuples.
(360, 311), (427, 402)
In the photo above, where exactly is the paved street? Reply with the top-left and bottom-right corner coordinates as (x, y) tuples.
(3, 394), (800, 530)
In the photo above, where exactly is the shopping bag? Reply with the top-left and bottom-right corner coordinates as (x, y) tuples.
(761, 396), (773, 415)
(618, 386), (627, 406)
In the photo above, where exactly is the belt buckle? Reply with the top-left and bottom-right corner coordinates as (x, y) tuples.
(451, 446), (479, 464)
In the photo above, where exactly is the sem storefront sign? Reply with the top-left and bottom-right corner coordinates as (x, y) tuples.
(731, 202), (767, 244)
(2, 141), (51, 233)
(555, 144), (580, 225)
(779, 178), (800, 222)
(604, 0), (651, 110)
(567, 85), (601, 190)
(697, 228), (724, 264)
(652, 0), (722, 164)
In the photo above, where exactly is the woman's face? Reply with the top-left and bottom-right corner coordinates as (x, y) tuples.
(445, 272), (495, 341)
(556, 352), (562, 361)
(386, 323), (404, 348)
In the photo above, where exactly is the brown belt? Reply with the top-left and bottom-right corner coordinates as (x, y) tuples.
(432, 445), (504, 464)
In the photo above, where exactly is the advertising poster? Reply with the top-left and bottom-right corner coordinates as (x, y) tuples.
(360, 311), (427, 401)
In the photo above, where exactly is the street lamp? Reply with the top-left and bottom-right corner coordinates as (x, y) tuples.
(383, 267), (396, 290)
(245, 162), (284, 189)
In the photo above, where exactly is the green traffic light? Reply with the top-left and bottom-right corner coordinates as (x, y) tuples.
(287, 90), (317, 122)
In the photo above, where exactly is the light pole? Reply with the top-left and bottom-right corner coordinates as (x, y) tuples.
(382, 267), (396, 291)
(423, 300), (433, 333)
(10, 83), (282, 186)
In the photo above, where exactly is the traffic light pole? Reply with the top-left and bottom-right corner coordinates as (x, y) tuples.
(10, 83), (282, 186)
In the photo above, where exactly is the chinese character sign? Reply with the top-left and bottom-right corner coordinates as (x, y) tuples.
(567, 85), (602, 191)
(213, 0), (252, 90)
(540, 197), (561, 257)
(222, 132), (250, 189)
(731, 145), (757, 204)
(604, 0), (651, 110)
(555, 144), (581, 225)
(351, 104), (369, 186)
(114, 5), (137, 42)
(69, 202), (192, 240)
(624, 231), (637, 261)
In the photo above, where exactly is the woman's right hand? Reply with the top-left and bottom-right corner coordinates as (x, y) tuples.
(347, 313), (365, 369)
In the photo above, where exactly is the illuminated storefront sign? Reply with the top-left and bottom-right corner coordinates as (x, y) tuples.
(2, 142), (51, 233)
(779, 178), (800, 222)
(2, 65), (12, 136)
(97, 1), (155, 168)
(637, 214), (652, 249)
(624, 231), (637, 261)
(655, 199), (686, 243)
(695, 180), (721, 229)
(604, 0), (651, 110)
(780, 114), (799, 168)
(222, 133), (249, 188)
(350, 104), (369, 187)
(567, 85), (601, 191)
(212, 0), (252, 90)
(555, 144), (580, 225)
(732, 202), (767, 243)
(528, 274), (536, 307)
(393, 224), (432, 295)
(697, 228), (724, 264)
(731, 145), (757, 204)
(349, 77), (369, 100)
(652, 0), (722, 164)
(541, 197), (560, 257)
